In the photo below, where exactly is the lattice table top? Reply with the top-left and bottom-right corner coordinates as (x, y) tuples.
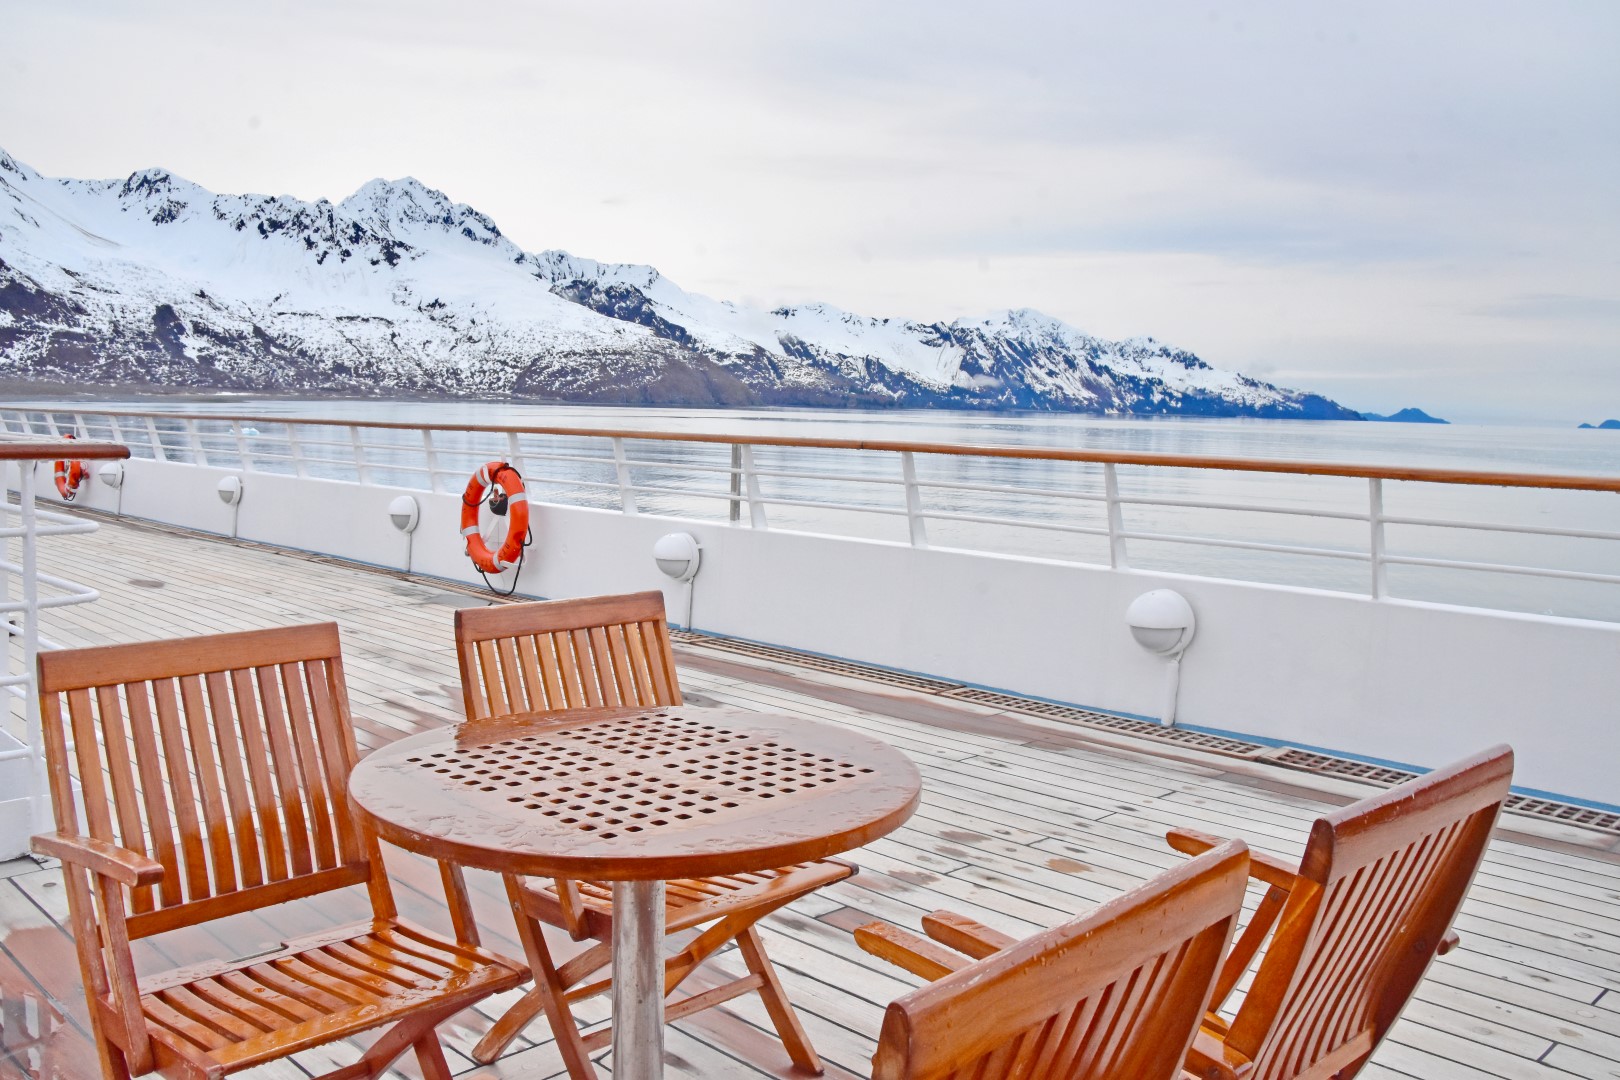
(350, 705), (922, 880)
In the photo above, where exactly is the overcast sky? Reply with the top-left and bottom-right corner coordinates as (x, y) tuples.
(2, 1), (1616, 424)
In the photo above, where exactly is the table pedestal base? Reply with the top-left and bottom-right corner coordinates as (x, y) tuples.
(612, 880), (666, 1080)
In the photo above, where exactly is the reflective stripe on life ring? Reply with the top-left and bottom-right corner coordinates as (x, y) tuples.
(460, 460), (529, 573)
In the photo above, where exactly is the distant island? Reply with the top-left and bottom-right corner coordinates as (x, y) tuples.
(1360, 407), (1448, 424)
(1577, 419), (1620, 430)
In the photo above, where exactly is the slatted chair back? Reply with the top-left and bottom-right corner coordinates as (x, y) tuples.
(35, 622), (393, 940)
(454, 591), (682, 720)
(1227, 746), (1513, 1080)
(872, 841), (1249, 1080)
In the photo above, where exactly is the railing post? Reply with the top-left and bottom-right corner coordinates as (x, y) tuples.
(741, 444), (767, 529)
(506, 432), (526, 479)
(232, 421), (254, 472)
(1104, 463), (1128, 569)
(612, 437), (638, 515)
(901, 451), (928, 548)
(729, 443), (742, 524)
(185, 419), (209, 468)
(1369, 478), (1388, 599)
(107, 413), (124, 446)
(286, 425), (308, 478)
(351, 426), (372, 485)
(17, 462), (48, 836)
(421, 430), (442, 494)
(145, 416), (168, 461)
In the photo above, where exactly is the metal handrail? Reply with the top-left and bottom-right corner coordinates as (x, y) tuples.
(4, 408), (1617, 618)
(11, 406), (1620, 491)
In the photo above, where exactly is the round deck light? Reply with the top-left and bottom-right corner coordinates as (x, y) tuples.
(1125, 589), (1196, 657)
(1126, 589), (1196, 727)
(653, 532), (701, 583)
(388, 495), (420, 533)
(217, 475), (243, 506)
(98, 462), (124, 488)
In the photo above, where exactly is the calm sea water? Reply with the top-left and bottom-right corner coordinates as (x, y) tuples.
(17, 398), (1620, 621)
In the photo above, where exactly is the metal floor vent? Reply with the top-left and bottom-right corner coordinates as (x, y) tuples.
(940, 688), (1267, 759)
(1503, 795), (1620, 834)
(1269, 749), (1420, 787)
(675, 631), (1620, 839)
(1232, 753), (1620, 837)
(672, 632), (965, 695)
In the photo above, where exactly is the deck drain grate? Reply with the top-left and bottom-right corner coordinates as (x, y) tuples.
(1503, 795), (1620, 834)
(673, 633), (964, 695)
(1270, 749), (1420, 787)
(1270, 752), (1620, 836)
(941, 689), (1267, 759)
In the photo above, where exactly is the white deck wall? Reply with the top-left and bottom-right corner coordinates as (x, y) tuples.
(39, 457), (1620, 806)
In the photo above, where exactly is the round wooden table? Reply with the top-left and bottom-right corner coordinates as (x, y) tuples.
(349, 704), (922, 1080)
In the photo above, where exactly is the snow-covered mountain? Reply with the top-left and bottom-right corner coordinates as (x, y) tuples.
(0, 149), (1358, 417)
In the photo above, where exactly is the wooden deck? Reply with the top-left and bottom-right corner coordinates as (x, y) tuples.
(3, 511), (1619, 1080)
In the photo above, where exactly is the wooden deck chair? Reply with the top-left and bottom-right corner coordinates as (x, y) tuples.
(31, 623), (528, 1080)
(453, 591), (856, 1077)
(854, 840), (1251, 1080)
(1164, 744), (1514, 1080)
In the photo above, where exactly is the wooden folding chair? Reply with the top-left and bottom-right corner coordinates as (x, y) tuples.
(855, 840), (1251, 1080)
(454, 591), (856, 1077)
(1164, 744), (1514, 1080)
(31, 623), (528, 1080)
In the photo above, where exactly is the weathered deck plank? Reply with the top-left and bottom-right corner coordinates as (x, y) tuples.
(0, 511), (1613, 1079)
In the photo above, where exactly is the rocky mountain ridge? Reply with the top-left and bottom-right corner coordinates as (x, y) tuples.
(0, 149), (1360, 417)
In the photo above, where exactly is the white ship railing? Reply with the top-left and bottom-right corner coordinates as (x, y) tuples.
(0, 438), (129, 857)
(3, 408), (1618, 619)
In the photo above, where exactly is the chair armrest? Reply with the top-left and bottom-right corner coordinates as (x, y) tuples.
(1167, 828), (1298, 891)
(32, 832), (163, 888)
(854, 921), (972, 982)
(920, 910), (1017, 960)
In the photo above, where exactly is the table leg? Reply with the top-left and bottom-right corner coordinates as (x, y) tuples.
(612, 880), (665, 1080)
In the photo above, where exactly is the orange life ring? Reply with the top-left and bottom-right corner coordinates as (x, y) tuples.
(54, 434), (87, 501)
(460, 461), (529, 574)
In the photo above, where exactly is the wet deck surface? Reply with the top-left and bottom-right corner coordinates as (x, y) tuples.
(3, 512), (1619, 1079)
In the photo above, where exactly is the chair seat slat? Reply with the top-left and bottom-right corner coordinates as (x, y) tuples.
(179, 673), (239, 895)
(206, 670), (264, 890)
(256, 664), (316, 877)
(125, 684), (183, 909)
(232, 668), (290, 883)
(151, 677), (213, 903)
(277, 661), (339, 871)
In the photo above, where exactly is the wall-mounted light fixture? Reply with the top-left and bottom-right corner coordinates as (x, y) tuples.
(653, 532), (701, 584)
(217, 475), (244, 539)
(388, 495), (420, 533)
(653, 532), (702, 628)
(389, 495), (421, 573)
(1125, 589), (1196, 726)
